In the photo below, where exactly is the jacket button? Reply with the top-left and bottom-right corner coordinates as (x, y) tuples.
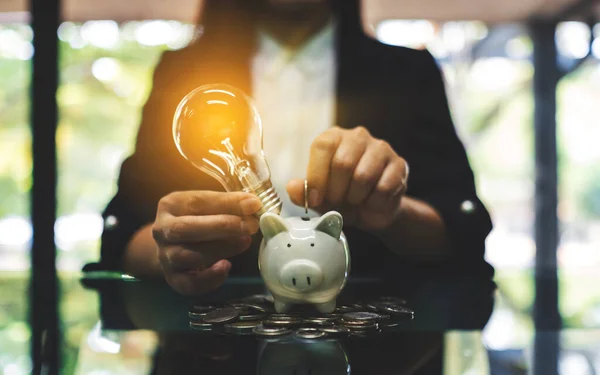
(460, 200), (476, 214)
(104, 215), (118, 230)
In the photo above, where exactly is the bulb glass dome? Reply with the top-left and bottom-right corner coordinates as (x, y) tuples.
(173, 83), (281, 215)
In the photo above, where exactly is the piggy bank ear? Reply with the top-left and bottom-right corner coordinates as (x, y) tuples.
(260, 212), (289, 240)
(314, 211), (343, 239)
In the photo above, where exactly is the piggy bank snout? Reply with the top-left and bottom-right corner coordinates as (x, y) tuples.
(279, 260), (323, 292)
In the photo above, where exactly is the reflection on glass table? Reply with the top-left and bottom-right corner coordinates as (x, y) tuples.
(71, 272), (497, 374)
(7, 270), (589, 374)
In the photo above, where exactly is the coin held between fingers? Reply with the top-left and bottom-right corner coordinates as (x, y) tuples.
(304, 179), (309, 214)
(401, 162), (410, 189)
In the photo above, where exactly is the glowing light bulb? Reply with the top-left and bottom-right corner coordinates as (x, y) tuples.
(173, 83), (282, 216)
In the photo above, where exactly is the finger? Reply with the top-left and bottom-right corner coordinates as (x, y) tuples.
(306, 128), (343, 207)
(326, 134), (367, 206)
(166, 259), (231, 295)
(335, 202), (360, 227)
(155, 215), (259, 244)
(365, 158), (407, 211)
(161, 236), (253, 272)
(286, 179), (305, 207)
(346, 142), (389, 205)
(160, 191), (262, 217)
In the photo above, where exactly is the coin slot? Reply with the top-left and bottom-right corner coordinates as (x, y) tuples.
(310, 243), (314, 247)
(287, 243), (291, 248)
(292, 278), (296, 286)
(307, 277), (311, 286)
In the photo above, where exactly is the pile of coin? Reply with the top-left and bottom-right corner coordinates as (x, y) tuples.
(189, 295), (414, 339)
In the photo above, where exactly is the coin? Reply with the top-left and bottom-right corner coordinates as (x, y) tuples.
(341, 319), (372, 327)
(303, 317), (337, 326)
(319, 313), (341, 319)
(342, 311), (382, 323)
(189, 321), (214, 331)
(267, 314), (301, 321)
(227, 305), (253, 315)
(241, 294), (270, 304)
(319, 326), (349, 336)
(189, 305), (215, 320)
(372, 304), (414, 320)
(224, 321), (261, 335)
(263, 317), (303, 327)
(240, 303), (270, 313)
(238, 313), (266, 321)
(253, 325), (292, 337)
(295, 328), (325, 340)
(202, 307), (240, 324)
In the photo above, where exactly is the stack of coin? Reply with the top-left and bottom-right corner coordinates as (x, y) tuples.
(188, 294), (414, 339)
(342, 312), (383, 334)
(263, 314), (304, 328)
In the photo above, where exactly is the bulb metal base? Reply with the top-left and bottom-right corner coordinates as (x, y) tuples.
(252, 181), (282, 217)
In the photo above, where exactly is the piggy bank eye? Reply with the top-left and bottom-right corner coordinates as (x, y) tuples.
(287, 243), (291, 248)
(310, 243), (315, 247)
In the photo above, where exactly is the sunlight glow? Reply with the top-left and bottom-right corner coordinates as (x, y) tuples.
(0, 217), (31, 247)
(376, 19), (435, 49)
(55, 213), (104, 251)
(0, 29), (33, 60)
(91, 57), (120, 82)
(557, 22), (591, 59)
(592, 37), (600, 59)
(81, 21), (120, 49)
(135, 20), (174, 46)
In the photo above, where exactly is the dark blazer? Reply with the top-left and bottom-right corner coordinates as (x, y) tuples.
(94, 1), (494, 280)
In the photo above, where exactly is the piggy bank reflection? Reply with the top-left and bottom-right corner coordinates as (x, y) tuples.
(258, 338), (349, 375)
(258, 211), (351, 313)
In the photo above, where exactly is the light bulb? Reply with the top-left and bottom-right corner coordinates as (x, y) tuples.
(172, 83), (282, 216)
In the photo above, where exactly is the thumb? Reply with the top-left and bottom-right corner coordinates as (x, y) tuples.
(286, 179), (306, 207)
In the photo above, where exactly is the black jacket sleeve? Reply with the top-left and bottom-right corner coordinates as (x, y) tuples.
(402, 49), (493, 277)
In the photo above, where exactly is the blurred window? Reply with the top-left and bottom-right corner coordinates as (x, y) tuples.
(376, 19), (600, 350)
(55, 20), (195, 271)
(0, 20), (33, 375)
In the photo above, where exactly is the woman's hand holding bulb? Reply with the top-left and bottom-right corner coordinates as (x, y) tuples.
(151, 191), (262, 295)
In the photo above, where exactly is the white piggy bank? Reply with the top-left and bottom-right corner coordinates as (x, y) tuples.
(258, 211), (351, 313)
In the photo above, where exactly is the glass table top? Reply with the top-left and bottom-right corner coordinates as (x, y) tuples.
(2, 271), (600, 374)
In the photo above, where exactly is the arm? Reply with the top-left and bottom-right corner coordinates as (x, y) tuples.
(376, 196), (450, 259)
(97, 50), (184, 274)
(121, 224), (162, 279)
(98, 48), (227, 277)
(378, 50), (492, 266)
(394, 49), (493, 268)
(287, 49), (491, 270)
